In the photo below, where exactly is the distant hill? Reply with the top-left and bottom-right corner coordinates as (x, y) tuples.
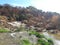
(0, 4), (60, 30)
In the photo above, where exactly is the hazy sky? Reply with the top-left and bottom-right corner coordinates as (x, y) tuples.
(0, 0), (60, 13)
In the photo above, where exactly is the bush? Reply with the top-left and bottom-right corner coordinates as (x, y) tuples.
(21, 39), (31, 45)
(38, 39), (48, 45)
(29, 30), (44, 38)
(47, 38), (54, 45)
(37, 38), (54, 45)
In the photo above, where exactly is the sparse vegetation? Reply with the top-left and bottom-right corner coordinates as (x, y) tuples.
(14, 26), (54, 45)
(0, 27), (10, 33)
(29, 30), (44, 38)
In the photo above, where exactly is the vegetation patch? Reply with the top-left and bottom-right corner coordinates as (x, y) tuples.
(29, 30), (44, 38)
(0, 27), (10, 33)
(37, 38), (53, 45)
(21, 39), (31, 45)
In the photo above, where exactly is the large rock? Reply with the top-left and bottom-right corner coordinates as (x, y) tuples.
(10, 31), (37, 45)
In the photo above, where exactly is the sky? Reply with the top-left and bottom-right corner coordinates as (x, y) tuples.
(0, 0), (60, 13)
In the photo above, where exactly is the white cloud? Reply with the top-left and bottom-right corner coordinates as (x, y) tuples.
(31, 0), (60, 13)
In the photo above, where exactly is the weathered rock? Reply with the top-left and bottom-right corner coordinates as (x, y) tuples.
(10, 31), (37, 45)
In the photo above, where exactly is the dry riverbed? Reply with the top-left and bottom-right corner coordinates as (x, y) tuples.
(48, 31), (60, 40)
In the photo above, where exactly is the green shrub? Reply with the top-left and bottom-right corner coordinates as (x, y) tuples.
(37, 38), (54, 45)
(38, 38), (49, 45)
(29, 30), (44, 38)
(21, 39), (31, 45)
(47, 38), (54, 45)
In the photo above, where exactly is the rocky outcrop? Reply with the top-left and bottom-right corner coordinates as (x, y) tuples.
(10, 31), (37, 45)
(0, 21), (18, 32)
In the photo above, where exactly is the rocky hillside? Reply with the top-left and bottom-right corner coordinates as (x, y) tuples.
(0, 4), (60, 30)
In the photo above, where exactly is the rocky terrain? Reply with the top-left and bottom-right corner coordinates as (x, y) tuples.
(0, 4), (60, 45)
(0, 31), (53, 45)
(0, 31), (37, 45)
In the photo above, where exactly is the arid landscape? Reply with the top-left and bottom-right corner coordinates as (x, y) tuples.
(0, 2), (60, 45)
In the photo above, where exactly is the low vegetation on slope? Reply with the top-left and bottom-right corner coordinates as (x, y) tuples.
(0, 26), (54, 45)
(28, 30), (54, 45)
(16, 26), (54, 45)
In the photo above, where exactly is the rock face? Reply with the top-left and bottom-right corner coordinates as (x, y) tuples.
(10, 31), (37, 45)
(0, 21), (18, 32)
